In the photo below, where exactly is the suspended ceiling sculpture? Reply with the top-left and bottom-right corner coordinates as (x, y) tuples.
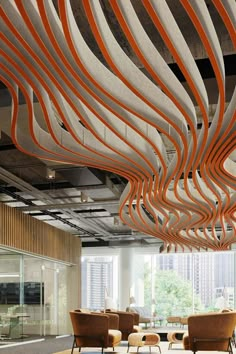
(0, 0), (235, 251)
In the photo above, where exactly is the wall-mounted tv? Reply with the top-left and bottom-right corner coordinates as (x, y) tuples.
(0, 282), (44, 305)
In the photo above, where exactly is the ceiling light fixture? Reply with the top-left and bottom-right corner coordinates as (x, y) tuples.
(46, 168), (55, 180)
(81, 192), (88, 203)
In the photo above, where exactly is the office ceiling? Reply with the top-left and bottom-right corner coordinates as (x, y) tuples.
(0, 0), (235, 251)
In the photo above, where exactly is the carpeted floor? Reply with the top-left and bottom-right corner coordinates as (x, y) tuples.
(0, 336), (74, 354)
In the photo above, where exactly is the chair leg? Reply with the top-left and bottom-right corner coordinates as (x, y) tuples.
(113, 347), (115, 351)
(157, 345), (161, 354)
(102, 348), (104, 354)
(137, 346), (140, 352)
(149, 346), (152, 353)
(231, 331), (236, 348)
(71, 337), (76, 354)
(228, 339), (233, 354)
(127, 343), (130, 353)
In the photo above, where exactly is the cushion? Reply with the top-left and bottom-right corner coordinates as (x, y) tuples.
(77, 308), (91, 313)
(108, 329), (122, 347)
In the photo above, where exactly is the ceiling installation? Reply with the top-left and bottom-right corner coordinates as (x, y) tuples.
(0, 0), (235, 251)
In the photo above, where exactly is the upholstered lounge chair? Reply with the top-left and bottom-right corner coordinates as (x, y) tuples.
(127, 306), (152, 328)
(106, 310), (141, 340)
(183, 311), (236, 354)
(70, 311), (122, 353)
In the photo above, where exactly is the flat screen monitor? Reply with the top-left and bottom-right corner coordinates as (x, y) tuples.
(0, 282), (44, 305)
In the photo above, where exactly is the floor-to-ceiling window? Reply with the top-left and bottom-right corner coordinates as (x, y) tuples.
(132, 251), (234, 318)
(81, 247), (235, 320)
(132, 250), (235, 318)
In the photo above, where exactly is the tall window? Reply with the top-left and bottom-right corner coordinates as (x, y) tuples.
(133, 251), (234, 317)
(81, 255), (118, 310)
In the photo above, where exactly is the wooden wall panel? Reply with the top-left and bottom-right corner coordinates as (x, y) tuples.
(0, 203), (81, 264)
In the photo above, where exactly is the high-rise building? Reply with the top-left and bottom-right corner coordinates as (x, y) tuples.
(82, 257), (113, 309)
(154, 252), (233, 308)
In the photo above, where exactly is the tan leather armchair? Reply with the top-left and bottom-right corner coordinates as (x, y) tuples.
(106, 310), (141, 340)
(70, 311), (122, 353)
(183, 311), (236, 354)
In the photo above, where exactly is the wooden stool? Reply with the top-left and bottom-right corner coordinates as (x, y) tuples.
(128, 332), (161, 353)
(167, 331), (186, 349)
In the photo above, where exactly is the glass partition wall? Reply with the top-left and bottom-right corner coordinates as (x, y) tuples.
(82, 248), (235, 321)
(0, 249), (69, 340)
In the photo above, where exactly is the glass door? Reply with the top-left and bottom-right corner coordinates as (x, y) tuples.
(0, 253), (22, 339)
(23, 257), (44, 337)
(42, 263), (58, 336)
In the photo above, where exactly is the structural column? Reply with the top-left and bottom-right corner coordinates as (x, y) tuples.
(119, 248), (135, 310)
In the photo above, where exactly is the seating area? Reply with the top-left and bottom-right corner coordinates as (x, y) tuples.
(69, 309), (236, 354)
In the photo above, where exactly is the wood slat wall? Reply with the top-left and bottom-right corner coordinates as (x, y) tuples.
(0, 203), (81, 264)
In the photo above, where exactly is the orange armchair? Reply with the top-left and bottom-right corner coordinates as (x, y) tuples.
(70, 311), (121, 353)
(106, 310), (141, 340)
(183, 311), (236, 354)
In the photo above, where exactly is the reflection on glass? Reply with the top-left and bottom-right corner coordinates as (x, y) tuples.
(0, 251), (69, 340)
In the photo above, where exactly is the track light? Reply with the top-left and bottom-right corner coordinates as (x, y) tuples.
(81, 192), (88, 203)
(114, 217), (119, 226)
(46, 168), (55, 180)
